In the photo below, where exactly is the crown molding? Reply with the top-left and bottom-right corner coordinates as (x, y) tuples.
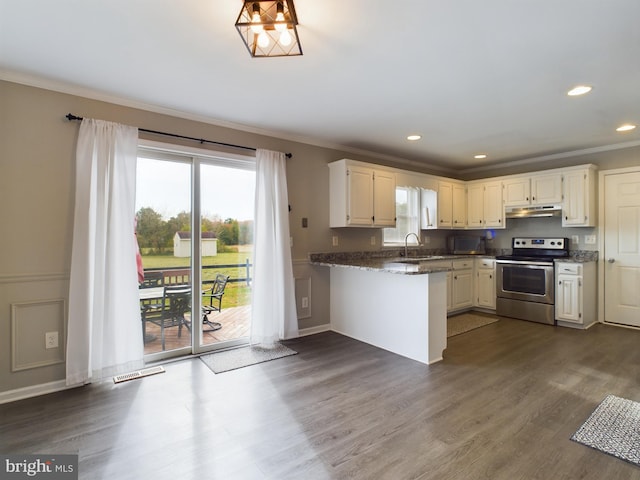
(459, 141), (640, 176)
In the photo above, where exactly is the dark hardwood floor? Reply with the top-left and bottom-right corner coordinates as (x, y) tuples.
(2, 317), (640, 479)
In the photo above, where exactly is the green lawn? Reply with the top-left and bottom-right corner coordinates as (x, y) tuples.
(141, 251), (253, 308)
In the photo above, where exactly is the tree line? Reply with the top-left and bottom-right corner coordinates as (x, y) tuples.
(136, 207), (252, 254)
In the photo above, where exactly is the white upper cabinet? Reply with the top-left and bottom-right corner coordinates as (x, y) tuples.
(503, 176), (531, 206)
(437, 181), (453, 228)
(531, 173), (563, 205)
(503, 173), (562, 207)
(483, 181), (504, 228)
(562, 166), (597, 227)
(329, 159), (396, 228)
(372, 169), (398, 226)
(467, 180), (504, 229)
(467, 183), (484, 228)
(329, 159), (597, 231)
(453, 183), (467, 228)
(438, 181), (467, 229)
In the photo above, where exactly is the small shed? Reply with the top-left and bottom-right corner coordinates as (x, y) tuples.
(173, 231), (218, 257)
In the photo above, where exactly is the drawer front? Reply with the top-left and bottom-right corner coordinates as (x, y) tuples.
(556, 263), (582, 275)
(477, 258), (495, 269)
(453, 259), (473, 270)
(429, 260), (453, 270)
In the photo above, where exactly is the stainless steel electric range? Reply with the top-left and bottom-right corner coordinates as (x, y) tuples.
(495, 237), (570, 325)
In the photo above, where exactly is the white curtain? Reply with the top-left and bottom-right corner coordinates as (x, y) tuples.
(251, 149), (298, 346)
(66, 119), (143, 386)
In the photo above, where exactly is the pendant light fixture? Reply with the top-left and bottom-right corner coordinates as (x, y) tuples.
(235, 1), (302, 57)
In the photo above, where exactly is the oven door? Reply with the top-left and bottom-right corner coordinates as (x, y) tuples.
(496, 260), (554, 304)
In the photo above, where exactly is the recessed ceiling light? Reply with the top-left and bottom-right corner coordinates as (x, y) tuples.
(567, 85), (593, 96)
(616, 124), (636, 132)
(407, 135), (421, 141)
(474, 154), (487, 159)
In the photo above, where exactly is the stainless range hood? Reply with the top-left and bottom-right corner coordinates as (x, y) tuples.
(505, 205), (563, 218)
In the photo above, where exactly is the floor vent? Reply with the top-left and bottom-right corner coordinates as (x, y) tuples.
(113, 365), (165, 384)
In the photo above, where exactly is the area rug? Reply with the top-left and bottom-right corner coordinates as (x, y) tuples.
(199, 344), (297, 374)
(571, 394), (640, 466)
(447, 312), (498, 337)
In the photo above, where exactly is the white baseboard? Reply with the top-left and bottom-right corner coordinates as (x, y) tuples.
(0, 380), (77, 405)
(296, 324), (331, 337)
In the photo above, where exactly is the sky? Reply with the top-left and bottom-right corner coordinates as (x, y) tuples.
(135, 157), (256, 221)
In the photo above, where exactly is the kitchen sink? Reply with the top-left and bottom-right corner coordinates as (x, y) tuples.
(392, 256), (447, 264)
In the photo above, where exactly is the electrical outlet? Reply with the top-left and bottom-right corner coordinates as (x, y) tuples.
(45, 331), (59, 349)
(585, 235), (596, 245)
(423, 236), (431, 244)
(332, 236), (339, 247)
(301, 297), (309, 309)
(370, 236), (376, 246)
(571, 235), (579, 245)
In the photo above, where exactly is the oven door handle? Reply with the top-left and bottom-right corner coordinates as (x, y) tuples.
(496, 260), (554, 267)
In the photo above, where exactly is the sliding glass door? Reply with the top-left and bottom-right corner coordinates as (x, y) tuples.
(136, 144), (254, 361)
(199, 162), (255, 350)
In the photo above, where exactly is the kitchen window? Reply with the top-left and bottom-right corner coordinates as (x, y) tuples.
(383, 186), (420, 245)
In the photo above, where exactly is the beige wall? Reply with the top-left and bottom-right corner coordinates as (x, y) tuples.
(1, 78), (637, 398)
(1, 80), (447, 397)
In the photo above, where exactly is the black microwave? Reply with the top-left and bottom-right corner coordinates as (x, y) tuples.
(447, 235), (486, 255)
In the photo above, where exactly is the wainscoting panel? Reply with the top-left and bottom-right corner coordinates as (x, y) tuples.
(11, 298), (66, 372)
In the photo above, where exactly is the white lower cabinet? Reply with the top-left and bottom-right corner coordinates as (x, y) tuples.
(555, 262), (596, 328)
(450, 259), (473, 312)
(474, 258), (496, 310)
(437, 257), (495, 314)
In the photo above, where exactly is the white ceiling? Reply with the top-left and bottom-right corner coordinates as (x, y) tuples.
(1, 0), (639, 171)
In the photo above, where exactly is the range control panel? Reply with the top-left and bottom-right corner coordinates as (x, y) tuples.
(512, 237), (568, 250)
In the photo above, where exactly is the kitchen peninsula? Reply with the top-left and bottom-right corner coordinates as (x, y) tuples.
(309, 252), (451, 365)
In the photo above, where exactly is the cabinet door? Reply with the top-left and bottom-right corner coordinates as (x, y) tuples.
(372, 170), (396, 226)
(476, 269), (496, 309)
(503, 177), (530, 206)
(452, 270), (473, 310)
(562, 171), (586, 226)
(452, 184), (467, 228)
(531, 174), (562, 205)
(483, 181), (504, 228)
(556, 274), (582, 323)
(467, 184), (484, 228)
(347, 166), (374, 226)
(562, 169), (596, 227)
(438, 182), (453, 228)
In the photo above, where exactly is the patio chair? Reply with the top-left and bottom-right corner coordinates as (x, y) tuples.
(201, 274), (230, 332)
(139, 271), (164, 342)
(144, 285), (192, 350)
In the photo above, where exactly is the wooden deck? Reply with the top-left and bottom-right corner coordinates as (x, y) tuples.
(143, 305), (251, 355)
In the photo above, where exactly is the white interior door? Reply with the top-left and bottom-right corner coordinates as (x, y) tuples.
(604, 170), (640, 327)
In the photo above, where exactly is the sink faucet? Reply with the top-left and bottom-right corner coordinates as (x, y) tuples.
(404, 232), (421, 257)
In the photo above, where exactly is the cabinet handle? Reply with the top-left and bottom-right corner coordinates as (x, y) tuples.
(532, 196), (535, 201)
(526, 197), (529, 201)
(558, 281), (562, 285)
(565, 216), (568, 220)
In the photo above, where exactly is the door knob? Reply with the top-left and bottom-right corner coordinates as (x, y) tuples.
(608, 258), (615, 263)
